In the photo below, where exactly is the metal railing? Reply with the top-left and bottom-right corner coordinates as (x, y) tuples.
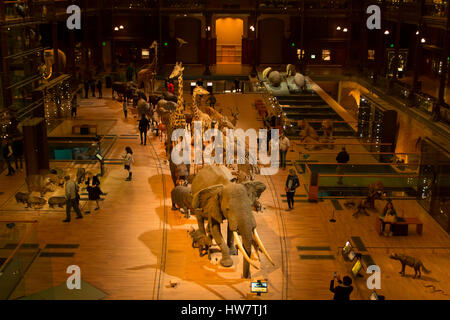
(0, 220), (41, 300)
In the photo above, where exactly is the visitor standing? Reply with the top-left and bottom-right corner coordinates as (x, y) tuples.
(126, 64), (134, 82)
(167, 81), (174, 95)
(123, 100), (128, 119)
(3, 139), (15, 176)
(90, 79), (96, 97)
(330, 274), (353, 300)
(234, 78), (240, 92)
(85, 172), (102, 214)
(279, 131), (290, 170)
(71, 95), (78, 118)
(12, 136), (24, 171)
(84, 80), (89, 98)
(123, 146), (133, 181)
(63, 175), (83, 222)
(206, 94), (216, 109)
(139, 116), (150, 145)
(96, 79), (103, 99)
(285, 169), (300, 211)
(336, 147), (350, 185)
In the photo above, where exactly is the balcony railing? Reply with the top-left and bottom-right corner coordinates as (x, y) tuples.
(424, 0), (448, 17)
(112, 0), (157, 9)
(362, 70), (450, 125)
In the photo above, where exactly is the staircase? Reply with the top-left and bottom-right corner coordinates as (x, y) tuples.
(276, 93), (355, 138)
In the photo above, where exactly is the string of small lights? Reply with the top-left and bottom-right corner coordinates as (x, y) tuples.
(0, 111), (12, 140)
(44, 79), (72, 127)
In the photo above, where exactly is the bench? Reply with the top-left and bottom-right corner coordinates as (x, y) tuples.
(376, 217), (423, 236)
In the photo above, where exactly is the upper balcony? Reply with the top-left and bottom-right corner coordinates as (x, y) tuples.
(0, 0), (95, 25)
(384, 0), (449, 28)
(423, 0), (449, 29)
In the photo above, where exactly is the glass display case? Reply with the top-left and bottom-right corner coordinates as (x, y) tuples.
(357, 95), (397, 161)
(418, 138), (450, 233)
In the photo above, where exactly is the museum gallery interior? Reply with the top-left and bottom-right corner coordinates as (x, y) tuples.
(0, 0), (449, 301)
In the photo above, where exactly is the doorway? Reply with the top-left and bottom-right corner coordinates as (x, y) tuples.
(215, 18), (243, 64)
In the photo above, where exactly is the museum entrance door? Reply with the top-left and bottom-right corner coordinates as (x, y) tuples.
(215, 18), (243, 64)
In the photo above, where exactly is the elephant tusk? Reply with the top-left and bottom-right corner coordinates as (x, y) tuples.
(252, 240), (261, 261)
(253, 229), (275, 266)
(233, 231), (260, 270)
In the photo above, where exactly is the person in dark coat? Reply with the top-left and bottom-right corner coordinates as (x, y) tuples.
(196, 78), (204, 87)
(3, 139), (15, 176)
(206, 94), (216, 109)
(234, 78), (240, 92)
(285, 169), (300, 211)
(71, 95), (78, 118)
(85, 173), (100, 187)
(85, 173), (102, 213)
(336, 147), (350, 185)
(96, 79), (103, 98)
(12, 136), (24, 171)
(126, 64), (134, 82)
(90, 79), (96, 97)
(138, 116), (150, 145)
(330, 274), (353, 300)
(84, 80), (89, 98)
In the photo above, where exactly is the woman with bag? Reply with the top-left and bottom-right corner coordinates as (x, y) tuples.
(285, 169), (300, 211)
(123, 146), (134, 181)
(85, 172), (103, 213)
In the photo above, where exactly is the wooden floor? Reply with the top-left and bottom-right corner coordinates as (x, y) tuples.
(0, 88), (449, 300)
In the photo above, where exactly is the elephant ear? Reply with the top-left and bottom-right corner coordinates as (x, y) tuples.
(242, 181), (267, 205)
(192, 185), (224, 224)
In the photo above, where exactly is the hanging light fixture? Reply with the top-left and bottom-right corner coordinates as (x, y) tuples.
(343, 28), (348, 32)
(384, 30), (390, 35)
(421, 38), (426, 43)
(336, 26), (341, 31)
(119, 25), (124, 30)
(114, 26), (119, 31)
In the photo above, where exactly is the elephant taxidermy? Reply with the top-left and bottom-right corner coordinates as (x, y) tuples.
(191, 165), (274, 279)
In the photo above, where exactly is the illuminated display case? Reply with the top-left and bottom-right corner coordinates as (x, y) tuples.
(418, 138), (450, 234)
(358, 95), (398, 162)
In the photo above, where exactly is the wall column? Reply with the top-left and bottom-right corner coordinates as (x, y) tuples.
(52, 22), (60, 75)
(204, 12), (212, 75)
(250, 1), (259, 77)
(299, 0), (305, 74)
(359, 3), (368, 73)
(0, 29), (12, 108)
(413, 0), (426, 92)
(0, 0), (5, 22)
